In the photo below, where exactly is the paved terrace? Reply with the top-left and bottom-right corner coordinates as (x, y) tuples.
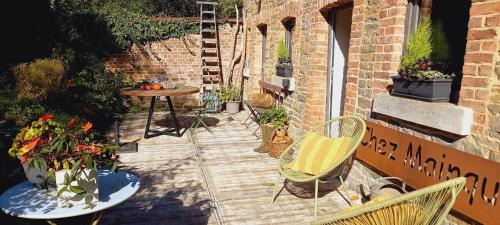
(100, 110), (352, 225)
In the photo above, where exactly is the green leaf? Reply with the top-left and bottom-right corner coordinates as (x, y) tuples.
(57, 185), (68, 197)
(69, 186), (87, 195)
(70, 159), (82, 176)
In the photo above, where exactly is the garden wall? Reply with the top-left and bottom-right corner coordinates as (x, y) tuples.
(243, 0), (500, 224)
(106, 23), (243, 109)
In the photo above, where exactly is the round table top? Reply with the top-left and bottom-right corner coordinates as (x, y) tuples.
(121, 85), (199, 97)
(0, 170), (140, 220)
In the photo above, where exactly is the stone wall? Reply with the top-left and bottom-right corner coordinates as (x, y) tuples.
(243, 0), (500, 224)
(106, 23), (242, 109)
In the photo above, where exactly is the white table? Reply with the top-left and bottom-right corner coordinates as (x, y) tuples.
(0, 170), (140, 225)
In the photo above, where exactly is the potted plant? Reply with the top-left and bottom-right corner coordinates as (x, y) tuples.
(392, 18), (455, 102)
(255, 106), (292, 157)
(8, 114), (119, 207)
(276, 40), (292, 78)
(219, 87), (241, 114)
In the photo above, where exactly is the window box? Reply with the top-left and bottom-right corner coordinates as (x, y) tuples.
(276, 63), (293, 78)
(391, 76), (452, 102)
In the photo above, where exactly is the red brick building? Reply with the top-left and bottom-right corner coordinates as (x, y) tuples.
(242, 0), (499, 223)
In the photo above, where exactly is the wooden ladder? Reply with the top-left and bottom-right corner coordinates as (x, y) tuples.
(197, 1), (223, 90)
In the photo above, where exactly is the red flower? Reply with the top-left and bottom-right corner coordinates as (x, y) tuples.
(20, 156), (28, 164)
(67, 118), (78, 127)
(75, 145), (93, 152)
(91, 149), (102, 155)
(65, 80), (74, 89)
(82, 122), (93, 133)
(38, 114), (54, 122)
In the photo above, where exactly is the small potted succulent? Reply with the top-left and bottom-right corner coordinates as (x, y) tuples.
(392, 18), (454, 102)
(8, 114), (119, 207)
(219, 87), (241, 114)
(276, 40), (292, 78)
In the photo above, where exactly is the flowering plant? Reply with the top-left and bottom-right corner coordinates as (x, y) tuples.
(9, 114), (119, 196)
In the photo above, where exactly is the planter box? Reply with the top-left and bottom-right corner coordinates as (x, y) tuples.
(276, 63), (293, 78)
(225, 101), (240, 114)
(23, 162), (55, 188)
(391, 76), (452, 102)
(55, 169), (99, 207)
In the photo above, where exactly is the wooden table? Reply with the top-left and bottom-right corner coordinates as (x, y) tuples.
(0, 171), (140, 225)
(121, 85), (199, 138)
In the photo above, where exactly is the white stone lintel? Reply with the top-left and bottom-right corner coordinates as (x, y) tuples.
(372, 94), (473, 136)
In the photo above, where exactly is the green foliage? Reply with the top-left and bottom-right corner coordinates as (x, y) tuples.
(13, 58), (64, 102)
(430, 20), (450, 63)
(4, 101), (46, 127)
(218, 0), (244, 18)
(401, 17), (432, 69)
(276, 40), (290, 63)
(219, 87), (241, 102)
(258, 106), (288, 128)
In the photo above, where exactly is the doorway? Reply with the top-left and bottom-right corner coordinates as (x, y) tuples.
(326, 7), (353, 121)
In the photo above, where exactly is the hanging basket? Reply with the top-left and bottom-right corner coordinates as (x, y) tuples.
(267, 129), (293, 158)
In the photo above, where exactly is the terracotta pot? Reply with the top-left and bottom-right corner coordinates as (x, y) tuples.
(55, 169), (99, 207)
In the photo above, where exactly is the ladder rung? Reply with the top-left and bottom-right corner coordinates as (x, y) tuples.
(201, 29), (216, 33)
(197, 1), (219, 6)
(202, 75), (221, 78)
(202, 57), (219, 63)
(201, 11), (215, 14)
(202, 48), (218, 53)
(202, 39), (217, 44)
(201, 20), (216, 23)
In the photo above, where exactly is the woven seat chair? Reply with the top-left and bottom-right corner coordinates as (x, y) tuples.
(312, 177), (466, 225)
(271, 115), (366, 219)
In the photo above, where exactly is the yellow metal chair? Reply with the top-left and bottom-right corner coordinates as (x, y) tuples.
(271, 115), (366, 219)
(312, 177), (466, 225)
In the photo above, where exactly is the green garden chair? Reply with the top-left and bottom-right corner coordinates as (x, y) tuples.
(271, 115), (366, 219)
(312, 177), (466, 225)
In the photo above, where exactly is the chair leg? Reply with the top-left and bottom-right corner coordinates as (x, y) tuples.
(271, 173), (282, 204)
(241, 113), (252, 127)
(339, 176), (353, 206)
(314, 179), (319, 220)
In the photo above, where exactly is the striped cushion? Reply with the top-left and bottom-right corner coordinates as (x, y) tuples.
(288, 132), (351, 175)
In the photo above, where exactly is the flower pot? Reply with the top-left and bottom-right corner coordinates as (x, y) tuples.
(55, 169), (99, 207)
(225, 101), (240, 114)
(22, 162), (55, 188)
(391, 76), (452, 102)
(276, 63), (293, 77)
(254, 124), (275, 153)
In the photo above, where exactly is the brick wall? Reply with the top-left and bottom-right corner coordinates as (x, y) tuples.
(106, 24), (242, 109)
(243, 0), (500, 224)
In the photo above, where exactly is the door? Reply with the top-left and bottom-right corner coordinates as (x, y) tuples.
(327, 7), (353, 121)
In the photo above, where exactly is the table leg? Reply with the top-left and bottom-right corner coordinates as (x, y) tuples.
(47, 220), (57, 225)
(144, 96), (156, 139)
(166, 96), (181, 137)
(91, 211), (104, 225)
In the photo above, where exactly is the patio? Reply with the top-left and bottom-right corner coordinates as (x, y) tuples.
(100, 110), (351, 225)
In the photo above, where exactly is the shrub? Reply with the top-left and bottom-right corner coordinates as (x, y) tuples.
(400, 17), (432, 69)
(4, 101), (47, 127)
(13, 58), (64, 102)
(430, 20), (450, 63)
(276, 40), (290, 64)
(219, 87), (240, 102)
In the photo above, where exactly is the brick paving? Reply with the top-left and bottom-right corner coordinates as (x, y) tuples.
(100, 111), (352, 225)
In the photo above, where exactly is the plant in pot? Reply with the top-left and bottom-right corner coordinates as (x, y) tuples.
(276, 40), (292, 78)
(219, 87), (241, 114)
(8, 114), (119, 208)
(255, 106), (292, 157)
(392, 18), (455, 102)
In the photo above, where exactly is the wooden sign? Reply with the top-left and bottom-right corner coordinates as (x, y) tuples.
(356, 120), (500, 225)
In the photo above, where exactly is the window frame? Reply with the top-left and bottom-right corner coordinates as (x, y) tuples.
(403, 0), (422, 52)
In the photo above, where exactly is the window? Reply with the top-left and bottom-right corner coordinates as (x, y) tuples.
(403, 0), (422, 52)
(258, 24), (267, 80)
(282, 18), (295, 61)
